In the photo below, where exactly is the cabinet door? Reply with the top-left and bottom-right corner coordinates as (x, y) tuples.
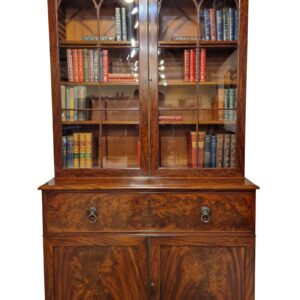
(44, 236), (147, 300)
(150, 236), (254, 300)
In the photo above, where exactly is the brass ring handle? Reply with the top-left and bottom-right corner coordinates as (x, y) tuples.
(87, 207), (98, 224)
(200, 206), (211, 223)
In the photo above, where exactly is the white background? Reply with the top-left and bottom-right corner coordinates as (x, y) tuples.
(0, 0), (299, 298)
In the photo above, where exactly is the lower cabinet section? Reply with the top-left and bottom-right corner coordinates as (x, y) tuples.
(44, 235), (254, 300)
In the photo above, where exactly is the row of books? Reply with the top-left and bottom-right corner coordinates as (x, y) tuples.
(63, 133), (93, 169)
(67, 49), (108, 83)
(183, 49), (207, 82)
(115, 6), (136, 42)
(201, 8), (239, 41)
(187, 132), (236, 168)
(216, 88), (237, 121)
(61, 86), (89, 121)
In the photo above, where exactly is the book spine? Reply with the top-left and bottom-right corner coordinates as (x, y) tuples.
(88, 49), (94, 82)
(183, 50), (190, 82)
(223, 8), (229, 40)
(229, 88), (237, 121)
(69, 87), (75, 121)
(74, 86), (78, 121)
(93, 49), (99, 82)
(99, 49), (103, 82)
(78, 49), (84, 82)
(223, 133), (231, 168)
(65, 87), (70, 120)
(198, 132), (205, 168)
(62, 136), (67, 168)
(73, 133), (80, 168)
(79, 133), (86, 168)
(115, 7), (122, 41)
(204, 135), (212, 168)
(200, 48), (206, 82)
(229, 8), (235, 41)
(189, 49), (196, 82)
(102, 50), (109, 82)
(211, 135), (217, 168)
(216, 134), (224, 168)
(209, 9), (217, 41)
(83, 49), (88, 82)
(191, 132), (197, 168)
(78, 86), (86, 121)
(204, 9), (211, 41)
(224, 88), (230, 120)
(67, 49), (73, 82)
(72, 49), (79, 82)
(66, 135), (74, 168)
(230, 134), (236, 168)
(217, 88), (225, 120)
(85, 133), (93, 168)
(121, 7), (127, 41)
(216, 10), (224, 41)
(61, 85), (66, 121)
(200, 10), (205, 40)
(127, 3), (135, 41)
(234, 9), (239, 40)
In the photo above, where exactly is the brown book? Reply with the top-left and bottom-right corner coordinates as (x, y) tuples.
(223, 134), (231, 168)
(85, 133), (93, 168)
(217, 88), (225, 120)
(189, 49), (196, 82)
(200, 48), (207, 82)
(184, 50), (190, 82)
(230, 134), (236, 168)
(209, 9), (217, 41)
(73, 133), (80, 169)
(198, 131), (205, 168)
(216, 134), (224, 168)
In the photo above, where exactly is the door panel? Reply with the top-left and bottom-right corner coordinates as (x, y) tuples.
(151, 236), (254, 300)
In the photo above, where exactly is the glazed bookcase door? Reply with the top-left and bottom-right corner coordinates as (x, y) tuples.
(150, 237), (255, 300)
(149, 0), (247, 176)
(51, 0), (148, 176)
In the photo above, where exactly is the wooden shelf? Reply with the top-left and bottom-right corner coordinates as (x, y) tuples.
(62, 121), (140, 125)
(159, 80), (237, 86)
(61, 81), (139, 86)
(60, 40), (138, 48)
(159, 40), (238, 48)
(159, 120), (236, 125)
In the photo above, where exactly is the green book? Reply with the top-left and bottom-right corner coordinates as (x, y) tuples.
(60, 85), (66, 121)
(229, 88), (236, 121)
(65, 87), (70, 121)
(83, 49), (88, 82)
(224, 88), (230, 121)
(78, 86), (87, 121)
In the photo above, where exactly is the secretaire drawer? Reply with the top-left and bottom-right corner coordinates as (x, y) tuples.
(43, 192), (255, 233)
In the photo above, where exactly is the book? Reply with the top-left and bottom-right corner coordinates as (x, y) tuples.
(187, 131), (197, 168)
(121, 7), (127, 41)
(200, 10), (205, 40)
(102, 50), (109, 82)
(79, 133), (86, 168)
(216, 134), (224, 168)
(223, 8), (229, 40)
(229, 88), (236, 121)
(62, 136), (67, 168)
(78, 86), (87, 121)
(88, 49), (94, 82)
(99, 49), (103, 82)
(200, 48), (206, 82)
(209, 8), (217, 41)
(69, 87), (75, 121)
(189, 49), (196, 82)
(83, 49), (88, 82)
(127, 2), (135, 41)
(216, 10), (224, 41)
(65, 87), (70, 120)
(224, 88), (230, 120)
(234, 9), (239, 40)
(230, 133), (236, 168)
(211, 135), (217, 168)
(74, 86), (78, 121)
(183, 50), (190, 82)
(217, 88), (225, 120)
(223, 133), (231, 168)
(115, 7), (122, 41)
(78, 49), (84, 82)
(204, 9), (211, 41)
(72, 49), (79, 82)
(204, 135), (212, 168)
(85, 133), (93, 168)
(93, 49), (99, 82)
(229, 8), (235, 41)
(198, 131), (205, 168)
(66, 135), (74, 168)
(67, 49), (73, 82)
(61, 85), (66, 121)
(73, 133), (80, 168)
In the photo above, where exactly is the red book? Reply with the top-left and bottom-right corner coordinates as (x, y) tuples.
(88, 49), (94, 82)
(102, 50), (109, 82)
(72, 49), (79, 82)
(209, 9), (217, 41)
(198, 131), (205, 168)
(189, 49), (196, 82)
(78, 49), (84, 82)
(200, 48), (207, 82)
(183, 50), (190, 82)
(67, 49), (73, 82)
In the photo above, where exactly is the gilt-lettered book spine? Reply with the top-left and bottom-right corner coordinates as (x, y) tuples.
(73, 133), (80, 168)
(198, 131), (205, 168)
(102, 50), (109, 82)
(229, 88), (237, 121)
(204, 9), (211, 41)
(79, 133), (86, 168)
(67, 49), (73, 82)
(72, 49), (79, 82)
(211, 135), (217, 168)
(217, 88), (225, 120)
(216, 10), (223, 41)
(115, 7), (122, 41)
(234, 9), (239, 40)
(189, 49), (196, 82)
(216, 134), (224, 168)
(78, 86), (87, 121)
(229, 8), (235, 41)
(85, 133), (93, 168)
(224, 88), (230, 120)
(83, 49), (88, 82)
(99, 49), (103, 82)
(78, 49), (84, 82)
(74, 86), (78, 121)
(209, 8), (217, 41)
(184, 50), (190, 82)
(223, 8), (229, 40)
(200, 48), (206, 82)
(93, 49), (99, 82)
(88, 49), (94, 82)
(223, 133), (231, 168)
(66, 135), (74, 168)
(204, 135), (212, 168)
(230, 134), (236, 168)
(121, 7), (127, 41)
(69, 87), (75, 121)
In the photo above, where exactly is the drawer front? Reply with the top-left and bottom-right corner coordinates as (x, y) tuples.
(43, 192), (255, 233)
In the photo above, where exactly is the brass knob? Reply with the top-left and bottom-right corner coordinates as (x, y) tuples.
(87, 207), (98, 224)
(200, 206), (211, 223)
